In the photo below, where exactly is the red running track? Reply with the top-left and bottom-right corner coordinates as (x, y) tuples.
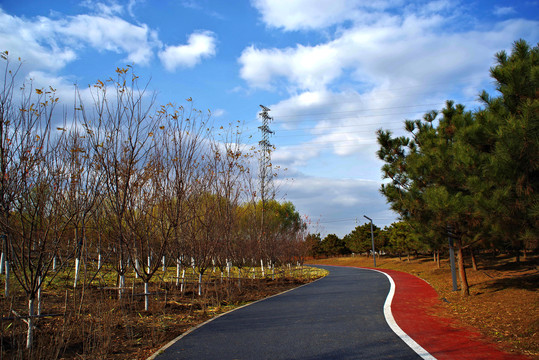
(370, 268), (530, 360)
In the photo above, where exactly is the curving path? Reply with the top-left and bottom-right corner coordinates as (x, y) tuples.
(151, 265), (529, 360)
(154, 266), (423, 359)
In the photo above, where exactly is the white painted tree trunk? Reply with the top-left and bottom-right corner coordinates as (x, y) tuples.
(226, 260), (230, 278)
(97, 253), (101, 269)
(53, 256), (57, 271)
(73, 258), (80, 288)
(162, 256), (166, 272)
(261, 259), (265, 277)
(198, 273), (202, 296)
(37, 276), (42, 316)
(180, 268), (185, 293)
(144, 281), (149, 311)
(135, 259), (139, 278)
(0, 252), (4, 274)
(118, 274), (125, 299)
(26, 298), (35, 349)
(252, 267), (255, 279)
(176, 259), (180, 287)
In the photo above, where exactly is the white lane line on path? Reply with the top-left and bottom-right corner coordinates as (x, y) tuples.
(369, 268), (437, 360)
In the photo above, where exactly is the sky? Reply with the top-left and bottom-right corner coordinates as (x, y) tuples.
(1, 0), (538, 238)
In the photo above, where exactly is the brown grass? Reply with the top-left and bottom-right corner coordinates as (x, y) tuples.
(309, 252), (539, 358)
(1, 273), (323, 359)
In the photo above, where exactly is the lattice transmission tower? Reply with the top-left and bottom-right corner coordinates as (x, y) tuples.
(258, 105), (275, 208)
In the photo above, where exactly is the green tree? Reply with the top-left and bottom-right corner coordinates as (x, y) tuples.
(385, 221), (422, 261)
(472, 40), (539, 260)
(343, 223), (381, 256)
(321, 234), (347, 256)
(377, 40), (539, 296)
(303, 233), (323, 258)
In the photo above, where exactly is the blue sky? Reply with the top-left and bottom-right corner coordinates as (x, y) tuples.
(1, 0), (538, 237)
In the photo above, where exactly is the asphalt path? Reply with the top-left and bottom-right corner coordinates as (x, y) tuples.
(154, 265), (423, 360)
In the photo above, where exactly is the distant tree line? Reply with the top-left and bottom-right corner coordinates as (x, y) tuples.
(304, 221), (423, 261)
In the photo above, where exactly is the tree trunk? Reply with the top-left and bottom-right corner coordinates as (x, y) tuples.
(135, 259), (139, 279)
(118, 274), (125, 299)
(37, 276), (42, 316)
(180, 268), (185, 293)
(238, 268), (242, 289)
(73, 258), (80, 288)
(27, 298), (35, 349)
(456, 240), (469, 296)
(436, 250), (441, 269)
(144, 281), (149, 311)
(470, 248), (478, 271)
(176, 259), (181, 287)
(4, 261), (9, 297)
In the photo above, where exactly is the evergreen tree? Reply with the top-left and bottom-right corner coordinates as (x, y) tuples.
(343, 223), (381, 255)
(376, 39), (538, 295)
(320, 234), (348, 256)
(473, 40), (539, 259)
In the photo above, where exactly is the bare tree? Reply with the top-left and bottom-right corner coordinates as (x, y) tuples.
(0, 53), (71, 348)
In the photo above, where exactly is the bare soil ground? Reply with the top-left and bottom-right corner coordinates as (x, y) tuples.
(309, 252), (539, 359)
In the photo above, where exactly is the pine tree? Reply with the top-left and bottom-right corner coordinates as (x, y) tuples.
(474, 40), (539, 260)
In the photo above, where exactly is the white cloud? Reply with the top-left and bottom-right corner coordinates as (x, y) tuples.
(159, 31), (217, 71)
(493, 6), (516, 16)
(251, 0), (360, 30)
(272, 145), (321, 168)
(0, 8), (160, 69)
(212, 109), (226, 117)
(275, 174), (395, 237)
(56, 15), (159, 65)
(250, 0), (407, 31)
(0, 9), (77, 71)
(239, 11), (539, 99)
(239, 43), (343, 90)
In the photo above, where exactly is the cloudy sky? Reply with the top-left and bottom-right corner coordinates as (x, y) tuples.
(1, 0), (538, 237)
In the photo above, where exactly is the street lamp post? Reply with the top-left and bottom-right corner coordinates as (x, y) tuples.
(363, 215), (376, 267)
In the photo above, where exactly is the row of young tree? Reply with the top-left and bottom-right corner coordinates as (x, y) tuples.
(0, 53), (306, 349)
(375, 40), (538, 296)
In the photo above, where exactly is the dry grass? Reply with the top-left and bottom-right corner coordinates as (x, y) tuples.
(1, 269), (327, 360)
(309, 252), (539, 358)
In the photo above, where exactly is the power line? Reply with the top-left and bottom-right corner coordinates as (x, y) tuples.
(270, 102), (449, 118)
(238, 98), (480, 126)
